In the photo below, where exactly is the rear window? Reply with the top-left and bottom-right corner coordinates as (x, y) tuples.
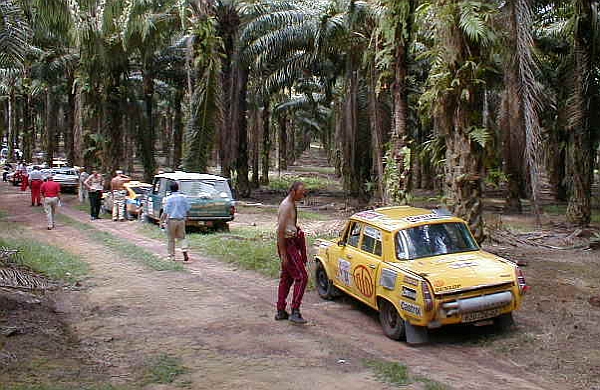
(179, 180), (232, 199)
(396, 222), (478, 260)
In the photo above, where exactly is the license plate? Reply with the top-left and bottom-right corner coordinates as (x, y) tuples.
(462, 308), (502, 323)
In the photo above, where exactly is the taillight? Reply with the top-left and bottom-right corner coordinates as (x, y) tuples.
(516, 267), (530, 294)
(421, 281), (434, 311)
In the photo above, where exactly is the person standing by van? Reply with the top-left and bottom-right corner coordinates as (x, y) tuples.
(160, 182), (191, 262)
(110, 170), (131, 221)
(84, 170), (104, 220)
(78, 168), (89, 203)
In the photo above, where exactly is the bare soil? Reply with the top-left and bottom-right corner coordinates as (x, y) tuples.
(1, 173), (598, 389)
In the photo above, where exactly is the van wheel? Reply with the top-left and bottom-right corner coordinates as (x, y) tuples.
(379, 299), (406, 341)
(315, 261), (339, 300)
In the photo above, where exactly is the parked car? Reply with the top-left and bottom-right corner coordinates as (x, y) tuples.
(102, 181), (152, 219)
(144, 171), (235, 229)
(52, 167), (79, 192)
(314, 206), (529, 344)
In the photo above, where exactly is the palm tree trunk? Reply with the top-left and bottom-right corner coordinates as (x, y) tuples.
(278, 114), (287, 171)
(367, 65), (385, 202)
(45, 90), (56, 166)
(250, 108), (260, 188)
(65, 79), (76, 166)
(172, 90), (184, 169)
(260, 99), (270, 185)
(104, 76), (123, 175)
(390, 38), (410, 204)
(566, 0), (594, 226)
(7, 92), (16, 161)
(140, 70), (156, 182)
(234, 67), (250, 197)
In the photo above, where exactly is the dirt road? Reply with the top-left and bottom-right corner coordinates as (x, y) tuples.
(0, 186), (567, 389)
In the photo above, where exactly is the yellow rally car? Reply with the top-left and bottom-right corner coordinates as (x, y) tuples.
(314, 206), (529, 344)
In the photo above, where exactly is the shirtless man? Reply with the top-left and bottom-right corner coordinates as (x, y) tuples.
(110, 170), (131, 221)
(275, 181), (308, 324)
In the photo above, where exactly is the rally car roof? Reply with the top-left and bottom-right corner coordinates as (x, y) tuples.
(350, 206), (463, 232)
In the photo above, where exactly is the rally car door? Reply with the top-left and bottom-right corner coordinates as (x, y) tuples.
(333, 221), (363, 295)
(350, 224), (382, 307)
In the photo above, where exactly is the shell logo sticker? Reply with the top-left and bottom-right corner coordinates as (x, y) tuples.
(353, 265), (374, 298)
(433, 279), (445, 288)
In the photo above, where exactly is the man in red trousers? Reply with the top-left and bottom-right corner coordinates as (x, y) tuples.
(275, 181), (308, 324)
(28, 166), (43, 206)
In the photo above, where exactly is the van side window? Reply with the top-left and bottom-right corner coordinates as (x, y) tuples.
(361, 226), (382, 256)
(347, 222), (362, 248)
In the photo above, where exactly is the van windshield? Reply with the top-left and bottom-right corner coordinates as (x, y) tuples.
(179, 180), (232, 199)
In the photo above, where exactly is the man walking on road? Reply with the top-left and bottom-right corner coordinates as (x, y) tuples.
(40, 175), (61, 230)
(84, 170), (104, 220)
(28, 166), (43, 206)
(275, 181), (308, 324)
(160, 182), (190, 262)
(110, 170), (131, 221)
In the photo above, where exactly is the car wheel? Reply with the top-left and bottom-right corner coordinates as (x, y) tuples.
(214, 221), (229, 232)
(315, 261), (339, 300)
(379, 299), (406, 341)
(494, 313), (515, 332)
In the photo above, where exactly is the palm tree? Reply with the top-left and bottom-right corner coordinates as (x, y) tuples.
(419, 0), (499, 242)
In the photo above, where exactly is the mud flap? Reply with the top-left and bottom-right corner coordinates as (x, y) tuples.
(405, 320), (429, 345)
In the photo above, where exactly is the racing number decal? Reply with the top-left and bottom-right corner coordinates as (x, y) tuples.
(353, 265), (374, 298)
(337, 259), (352, 286)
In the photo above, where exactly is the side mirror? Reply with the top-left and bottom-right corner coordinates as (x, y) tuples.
(337, 240), (346, 247)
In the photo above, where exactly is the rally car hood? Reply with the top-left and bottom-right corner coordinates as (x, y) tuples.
(388, 251), (516, 295)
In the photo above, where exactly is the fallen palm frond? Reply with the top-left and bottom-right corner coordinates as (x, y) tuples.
(0, 248), (54, 291)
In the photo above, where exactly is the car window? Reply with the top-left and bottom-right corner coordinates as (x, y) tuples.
(159, 179), (168, 195)
(361, 225), (382, 256)
(131, 187), (150, 195)
(153, 178), (160, 194)
(398, 222), (479, 260)
(347, 222), (362, 248)
(179, 180), (232, 199)
(395, 234), (408, 260)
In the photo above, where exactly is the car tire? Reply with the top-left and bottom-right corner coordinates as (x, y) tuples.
(494, 313), (515, 332)
(214, 221), (229, 232)
(379, 299), (406, 341)
(315, 261), (340, 300)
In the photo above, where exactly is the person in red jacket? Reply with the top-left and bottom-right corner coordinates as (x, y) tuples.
(40, 175), (61, 230)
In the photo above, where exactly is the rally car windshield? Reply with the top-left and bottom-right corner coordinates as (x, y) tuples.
(396, 222), (479, 260)
(179, 180), (232, 199)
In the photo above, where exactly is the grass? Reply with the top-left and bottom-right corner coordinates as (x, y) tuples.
(0, 228), (89, 283)
(363, 359), (448, 389)
(137, 223), (318, 284)
(235, 204), (330, 221)
(57, 214), (184, 272)
(543, 204), (600, 223)
(138, 224), (282, 277)
(143, 354), (187, 385)
(267, 174), (334, 192)
(290, 166), (336, 175)
(71, 202), (110, 219)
